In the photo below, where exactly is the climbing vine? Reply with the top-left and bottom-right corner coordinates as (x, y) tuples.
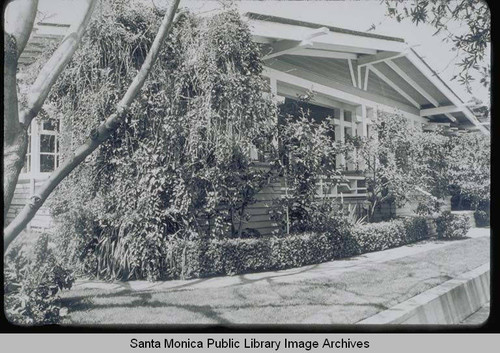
(44, 1), (276, 280)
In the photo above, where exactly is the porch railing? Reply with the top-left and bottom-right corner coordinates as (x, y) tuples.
(316, 174), (367, 199)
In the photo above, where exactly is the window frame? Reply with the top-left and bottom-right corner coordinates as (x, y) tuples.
(18, 118), (60, 180)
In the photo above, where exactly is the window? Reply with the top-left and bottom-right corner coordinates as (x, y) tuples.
(21, 118), (60, 177)
(344, 110), (352, 123)
(39, 120), (59, 173)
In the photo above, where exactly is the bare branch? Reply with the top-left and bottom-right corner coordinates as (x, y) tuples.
(19, 0), (98, 126)
(4, 0), (184, 250)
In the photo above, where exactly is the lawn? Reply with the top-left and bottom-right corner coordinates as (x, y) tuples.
(59, 232), (489, 325)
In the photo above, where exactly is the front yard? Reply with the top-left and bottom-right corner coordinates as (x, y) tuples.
(59, 228), (489, 325)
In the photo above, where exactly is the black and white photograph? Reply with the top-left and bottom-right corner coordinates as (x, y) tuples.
(3, 0), (491, 332)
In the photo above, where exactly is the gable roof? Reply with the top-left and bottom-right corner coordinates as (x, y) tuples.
(245, 12), (405, 43)
(244, 12), (488, 134)
(18, 6), (488, 135)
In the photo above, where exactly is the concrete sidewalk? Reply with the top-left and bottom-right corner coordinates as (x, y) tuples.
(62, 228), (490, 325)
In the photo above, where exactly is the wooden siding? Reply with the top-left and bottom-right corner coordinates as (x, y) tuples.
(8, 173), (368, 237)
(240, 173), (369, 236)
(6, 178), (54, 231)
(281, 55), (354, 88)
(396, 195), (451, 217)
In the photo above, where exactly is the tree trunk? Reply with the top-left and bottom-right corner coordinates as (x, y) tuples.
(3, 33), (28, 218)
(3, 132), (28, 220)
(3, 0), (38, 218)
(3, 0), (96, 218)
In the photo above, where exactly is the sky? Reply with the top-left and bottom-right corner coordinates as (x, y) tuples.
(35, 0), (490, 105)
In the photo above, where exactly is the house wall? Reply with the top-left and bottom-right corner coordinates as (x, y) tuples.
(6, 177), (54, 231)
(238, 172), (369, 236)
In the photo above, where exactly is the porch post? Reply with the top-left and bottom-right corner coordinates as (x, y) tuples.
(335, 108), (345, 169)
(356, 104), (367, 170)
(270, 77), (279, 149)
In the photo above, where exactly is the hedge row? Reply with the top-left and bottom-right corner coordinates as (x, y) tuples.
(164, 216), (429, 280)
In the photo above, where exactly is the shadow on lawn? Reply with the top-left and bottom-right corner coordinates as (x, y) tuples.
(61, 288), (390, 325)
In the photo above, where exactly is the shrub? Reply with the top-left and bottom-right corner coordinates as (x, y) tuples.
(349, 221), (406, 253)
(348, 216), (429, 255)
(474, 209), (489, 227)
(436, 211), (471, 239)
(4, 234), (74, 325)
(159, 216), (428, 279)
(402, 216), (429, 243)
(474, 201), (490, 227)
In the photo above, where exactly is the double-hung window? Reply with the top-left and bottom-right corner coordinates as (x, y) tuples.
(20, 118), (60, 179)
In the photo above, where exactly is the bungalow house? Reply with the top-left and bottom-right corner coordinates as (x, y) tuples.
(7, 9), (488, 235)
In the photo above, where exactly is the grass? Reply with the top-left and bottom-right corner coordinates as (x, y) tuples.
(59, 235), (490, 325)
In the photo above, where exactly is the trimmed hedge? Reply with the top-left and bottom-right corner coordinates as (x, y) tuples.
(346, 217), (429, 255)
(436, 211), (471, 239)
(164, 216), (429, 280)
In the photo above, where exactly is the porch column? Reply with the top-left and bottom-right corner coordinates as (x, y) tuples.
(270, 77), (279, 149)
(356, 104), (367, 170)
(345, 124), (354, 171)
(335, 108), (345, 169)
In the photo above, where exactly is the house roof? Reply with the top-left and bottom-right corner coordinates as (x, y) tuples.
(244, 12), (488, 134)
(245, 12), (405, 43)
(18, 7), (488, 135)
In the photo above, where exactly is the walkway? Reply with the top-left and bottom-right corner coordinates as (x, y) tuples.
(60, 228), (489, 325)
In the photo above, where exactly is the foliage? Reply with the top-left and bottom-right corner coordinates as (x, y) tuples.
(447, 132), (490, 209)
(348, 216), (429, 254)
(4, 234), (74, 325)
(270, 97), (356, 233)
(402, 216), (430, 243)
(46, 2), (276, 280)
(412, 129), (452, 199)
(435, 211), (471, 239)
(382, 0), (490, 92)
(474, 209), (489, 228)
(159, 216), (428, 279)
(361, 112), (433, 218)
(360, 111), (451, 219)
(415, 194), (442, 216)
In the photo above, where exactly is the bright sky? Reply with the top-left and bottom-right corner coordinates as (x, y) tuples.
(36, 0), (490, 105)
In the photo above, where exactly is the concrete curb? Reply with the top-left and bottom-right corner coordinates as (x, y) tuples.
(358, 263), (490, 325)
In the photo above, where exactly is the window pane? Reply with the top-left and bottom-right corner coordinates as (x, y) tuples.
(42, 120), (59, 131)
(344, 110), (352, 122)
(40, 135), (55, 153)
(40, 154), (55, 172)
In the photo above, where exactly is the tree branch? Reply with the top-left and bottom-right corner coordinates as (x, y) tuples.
(18, 0), (98, 126)
(4, 0), (184, 251)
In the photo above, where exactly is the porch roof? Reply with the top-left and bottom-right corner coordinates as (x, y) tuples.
(244, 12), (488, 135)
